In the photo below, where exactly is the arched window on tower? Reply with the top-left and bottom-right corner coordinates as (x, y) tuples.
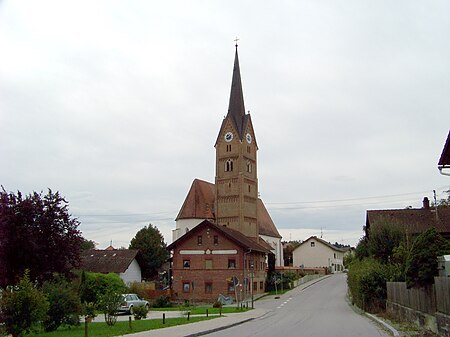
(246, 161), (252, 173)
(225, 159), (233, 172)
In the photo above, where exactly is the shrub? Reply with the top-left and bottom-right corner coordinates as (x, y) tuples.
(42, 275), (81, 331)
(406, 228), (450, 288)
(212, 300), (222, 308)
(0, 271), (49, 337)
(133, 305), (149, 320)
(97, 289), (122, 326)
(347, 258), (389, 313)
(153, 295), (171, 308)
(79, 272), (126, 304)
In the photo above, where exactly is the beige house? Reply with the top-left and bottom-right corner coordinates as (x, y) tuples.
(292, 236), (345, 273)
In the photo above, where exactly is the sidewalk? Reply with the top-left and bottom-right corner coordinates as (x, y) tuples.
(120, 308), (269, 337)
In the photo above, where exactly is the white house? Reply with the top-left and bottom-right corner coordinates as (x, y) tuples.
(79, 249), (143, 284)
(292, 236), (345, 273)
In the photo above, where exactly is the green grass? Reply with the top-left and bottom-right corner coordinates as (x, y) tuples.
(150, 306), (251, 315)
(22, 316), (217, 337)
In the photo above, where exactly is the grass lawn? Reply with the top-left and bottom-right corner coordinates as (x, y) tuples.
(22, 316), (217, 337)
(150, 306), (251, 315)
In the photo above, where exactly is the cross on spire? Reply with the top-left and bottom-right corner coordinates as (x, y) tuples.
(234, 37), (239, 48)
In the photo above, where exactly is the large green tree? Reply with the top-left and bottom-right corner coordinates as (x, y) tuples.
(129, 224), (168, 279)
(0, 189), (83, 287)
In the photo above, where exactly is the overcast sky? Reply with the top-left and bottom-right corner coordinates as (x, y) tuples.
(1, 0), (449, 248)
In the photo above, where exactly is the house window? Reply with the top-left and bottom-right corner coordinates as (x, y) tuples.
(228, 259), (236, 269)
(248, 185), (251, 192)
(183, 260), (190, 268)
(205, 259), (213, 269)
(214, 235), (218, 245)
(183, 282), (190, 293)
(260, 281), (264, 290)
(311, 242), (315, 247)
(205, 282), (213, 294)
(197, 235), (202, 245)
(260, 261), (264, 270)
(226, 144), (231, 152)
(253, 282), (257, 291)
(334, 253), (336, 259)
(225, 159), (233, 172)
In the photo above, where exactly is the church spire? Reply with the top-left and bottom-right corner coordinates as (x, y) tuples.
(227, 44), (246, 138)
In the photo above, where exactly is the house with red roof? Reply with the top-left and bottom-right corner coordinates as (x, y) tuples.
(79, 249), (143, 284)
(366, 197), (450, 240)
(292, 236), (346, 273)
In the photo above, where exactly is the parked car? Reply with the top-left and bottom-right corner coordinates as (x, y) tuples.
(118, 294), (149, 314)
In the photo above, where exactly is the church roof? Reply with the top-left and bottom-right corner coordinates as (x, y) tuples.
(438, 131), (450, 168)
(167, 220), (270, 253)
(257, 199), (282, 238)
(175, 179), (215, 220)
(227, 46), (246, 139)
(176, 179), (281, 239)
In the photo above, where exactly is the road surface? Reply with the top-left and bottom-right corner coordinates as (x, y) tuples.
(206, 274), (389, 337)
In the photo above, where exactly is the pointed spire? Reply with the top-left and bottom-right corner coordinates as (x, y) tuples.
(227, 44), (246, 138)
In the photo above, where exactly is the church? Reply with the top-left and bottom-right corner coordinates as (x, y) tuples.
(167, 46), (283, 302)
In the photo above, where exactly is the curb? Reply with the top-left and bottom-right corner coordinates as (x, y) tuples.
(366, 313), (400, 337)
(184, 317), (256, 337)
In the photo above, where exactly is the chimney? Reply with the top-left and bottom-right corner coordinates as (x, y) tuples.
(423, 197), (430, 209)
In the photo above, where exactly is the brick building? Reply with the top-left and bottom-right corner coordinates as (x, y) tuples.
(167, 220), (269, 302)
(168, 45), (283, 302)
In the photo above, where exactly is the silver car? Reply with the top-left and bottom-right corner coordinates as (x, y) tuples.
(118, 293), (149, 314)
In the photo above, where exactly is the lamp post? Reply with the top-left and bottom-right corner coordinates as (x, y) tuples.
(243, 248), (252, 308)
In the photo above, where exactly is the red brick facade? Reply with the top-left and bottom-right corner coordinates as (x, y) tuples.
(169, 221), (267, 302)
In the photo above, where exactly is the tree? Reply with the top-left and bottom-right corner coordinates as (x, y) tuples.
(0, 189), (83, 287)
(367, 222), (405, 263)
(405, 228), (450, 288)
(0, 271), (49, 337)
(81, 238), (97, 250)
(129, 224), (169, 279)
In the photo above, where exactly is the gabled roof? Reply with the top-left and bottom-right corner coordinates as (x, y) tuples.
(79, 249), (141, 274)
(257, 199), (281, 238)
(167, 220), (270, 253)
(175, 179), (215, 220)
(438, 131), (450, 168)
(366, 208), (450, 238)
(294, 236), (347, 253)
(175, 179), (281, 239)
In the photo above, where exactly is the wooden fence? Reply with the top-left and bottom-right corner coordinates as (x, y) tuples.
(386, 277), (450, 315)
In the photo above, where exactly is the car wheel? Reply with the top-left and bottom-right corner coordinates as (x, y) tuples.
(129, 306), (134, 315)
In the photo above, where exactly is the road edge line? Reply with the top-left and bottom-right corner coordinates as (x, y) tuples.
(366, 313), (400, 337)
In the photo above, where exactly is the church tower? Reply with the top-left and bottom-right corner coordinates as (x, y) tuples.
(214, 46), (259, 240)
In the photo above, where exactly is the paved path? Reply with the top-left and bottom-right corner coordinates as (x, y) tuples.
(120, 274), (391, 337)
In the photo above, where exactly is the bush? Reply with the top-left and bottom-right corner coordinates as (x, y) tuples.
(42, 275), (81, 331)
(0, 271), (49, 337)
(212, 300), (222, 308)
(406, 228), (450, 288)
(133, 305), (149, 320)
(347, 258), (390, 313)
(97, 289), (122, 326)
(79, 272), (126, 304)
(153, 295), (171, 308)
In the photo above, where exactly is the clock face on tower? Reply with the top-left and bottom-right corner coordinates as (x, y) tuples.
(246, 133), (252, 144)
(224, 132), (233, 142)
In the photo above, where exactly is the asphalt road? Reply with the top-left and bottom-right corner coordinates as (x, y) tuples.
(205, 274), (389, 337)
